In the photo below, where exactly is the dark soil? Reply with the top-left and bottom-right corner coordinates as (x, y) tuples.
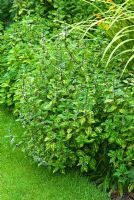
(111, 192), (134, 200)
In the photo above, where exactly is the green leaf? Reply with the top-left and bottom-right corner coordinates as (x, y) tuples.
(79, 116), (86, 125)
(107, 105), (117, 113)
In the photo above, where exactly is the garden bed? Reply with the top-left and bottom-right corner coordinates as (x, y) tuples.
(111, 192), (134, 200)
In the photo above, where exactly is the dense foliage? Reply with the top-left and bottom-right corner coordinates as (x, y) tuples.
(0, 0), (96, 26)
(0, 0), (13, 26)
(0, 0), (134, 197)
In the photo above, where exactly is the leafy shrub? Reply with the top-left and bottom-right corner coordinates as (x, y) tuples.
(0, 14), (61, 106)
(0, 14), (134, 196)
(11, 0), (94, 23)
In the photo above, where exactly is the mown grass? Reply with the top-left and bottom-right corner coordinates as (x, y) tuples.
(0, 107), (110, 200)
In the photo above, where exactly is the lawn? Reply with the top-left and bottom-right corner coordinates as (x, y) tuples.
(0, 107), (110, 200)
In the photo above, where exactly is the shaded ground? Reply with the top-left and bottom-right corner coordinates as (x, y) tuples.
(111, 192), (134, 200)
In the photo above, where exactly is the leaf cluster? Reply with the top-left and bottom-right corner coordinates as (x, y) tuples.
(0, 15), (134, 196)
